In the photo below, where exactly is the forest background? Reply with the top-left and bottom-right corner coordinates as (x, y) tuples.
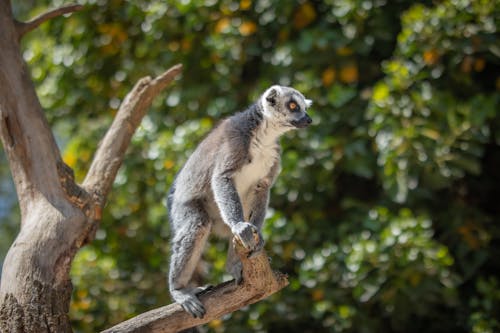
(1, 0), (499, 332)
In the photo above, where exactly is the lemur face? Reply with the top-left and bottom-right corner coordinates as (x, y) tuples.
(262, 85), (313, 129)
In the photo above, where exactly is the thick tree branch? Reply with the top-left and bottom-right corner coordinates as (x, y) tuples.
(0, 0), (80, 218)
(83, 64), (183, 206)
(2, 1), (187, 331)
(16, 4), (83, 38)
(101, 239), (289, 333)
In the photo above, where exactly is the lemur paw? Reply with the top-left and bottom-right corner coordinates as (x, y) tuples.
(231, 222), (264, 253)
(171, 288), (206, 319)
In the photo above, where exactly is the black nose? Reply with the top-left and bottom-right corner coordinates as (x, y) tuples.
(292, 114), (312, 128)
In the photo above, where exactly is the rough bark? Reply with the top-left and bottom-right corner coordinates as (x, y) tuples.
(101, 241), (289, 333)
(0, 2), (181, 331)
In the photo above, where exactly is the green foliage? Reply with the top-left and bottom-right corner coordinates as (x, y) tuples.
(2, 0), (499, 332)
(368, 0), (500, 202)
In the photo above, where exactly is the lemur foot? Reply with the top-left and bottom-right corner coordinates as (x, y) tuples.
(171, 288), (206, 319)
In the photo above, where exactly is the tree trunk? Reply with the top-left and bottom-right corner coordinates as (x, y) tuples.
(0, 1), (89, 331)
(0, 1), (181, 331)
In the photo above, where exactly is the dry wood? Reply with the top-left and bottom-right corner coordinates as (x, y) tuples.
(1, 1), (183, 329)
(102, 240), (289, 333)
(83, 64), (183, 207)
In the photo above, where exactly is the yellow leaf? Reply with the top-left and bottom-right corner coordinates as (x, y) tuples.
(461, 56), (473, 73)
(240, 0), (251, 10)
(63, 151), (77, 169)
(168, 41), (180, 52)
(474, 58), (485, 72)
(239, 21), (257, 36)
(181, 38), (192, 51)
(79, 299), (91, 310)
(423, 49), (439, 65)
(164, 160), (175, 170)
(98, 23), (127, 44)
(312, 289), (324, 301)
(458, 225), (480, 250)
(372, 83), (389, 102)
(209, 319), (223, 328)
(421, 128), (440, 140)
(214, 17), (231, 34)
(293, 2), (316, 29)
(336, 46), (353, 56)
(322, 67), (336, 86)
(338, 305), (351, 318)
(339, 63), (358, 83)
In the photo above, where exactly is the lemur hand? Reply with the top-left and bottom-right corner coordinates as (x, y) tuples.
(231, 222), (264, 254)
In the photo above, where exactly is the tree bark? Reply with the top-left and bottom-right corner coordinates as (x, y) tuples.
(0, 2), (85, 331)
(101, 241), (288, 333)
(0, 2), (181, 331)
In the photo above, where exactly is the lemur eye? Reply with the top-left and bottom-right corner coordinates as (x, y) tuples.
(288, 101), (298, 111)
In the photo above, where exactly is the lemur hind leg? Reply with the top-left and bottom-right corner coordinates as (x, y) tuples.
(169, 200), (211, 319)
(226, 243), (243, 284)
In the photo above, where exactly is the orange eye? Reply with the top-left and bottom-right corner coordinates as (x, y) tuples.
(289, 102), (297, 110)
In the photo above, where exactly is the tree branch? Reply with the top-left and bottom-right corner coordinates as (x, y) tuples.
(101, 239), (289, 333)
(16, 4), (83, 38)
(0, 1), (82, 218)
(83, 64), (183, 206)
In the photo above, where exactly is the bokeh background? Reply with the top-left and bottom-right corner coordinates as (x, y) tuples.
(2, 0), (500, 332)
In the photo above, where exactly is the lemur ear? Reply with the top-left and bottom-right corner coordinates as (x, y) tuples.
(305, 99), (313, 108)
(265, 86), (280, 106)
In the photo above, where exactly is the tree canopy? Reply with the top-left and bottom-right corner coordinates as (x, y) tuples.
(1, 0), (499, 332)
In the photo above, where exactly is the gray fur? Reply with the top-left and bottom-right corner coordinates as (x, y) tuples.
(167, 85), (312, 318)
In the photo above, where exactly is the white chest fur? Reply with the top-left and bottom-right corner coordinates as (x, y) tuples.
(233, 119), (283, 199)
(234, 143), (278, 198)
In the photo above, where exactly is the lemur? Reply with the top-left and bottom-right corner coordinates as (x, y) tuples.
(167, 85), (312, 318)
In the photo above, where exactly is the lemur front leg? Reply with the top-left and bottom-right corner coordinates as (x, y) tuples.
(211, 172), (262, 252)
(226, 180), (271, 283)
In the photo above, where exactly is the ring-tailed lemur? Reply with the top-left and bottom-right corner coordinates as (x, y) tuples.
(167, 85), (312, 318)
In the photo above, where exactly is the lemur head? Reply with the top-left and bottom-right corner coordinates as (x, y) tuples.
(261, 85), (313, 129)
